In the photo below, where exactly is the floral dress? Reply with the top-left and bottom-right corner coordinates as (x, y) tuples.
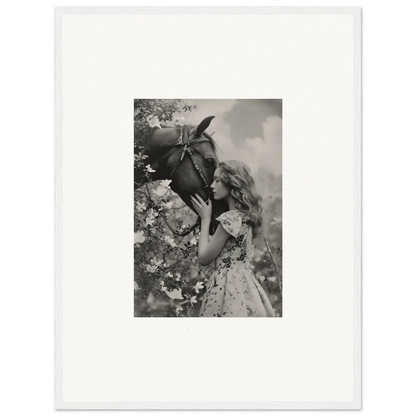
(199, 210), (276, 317)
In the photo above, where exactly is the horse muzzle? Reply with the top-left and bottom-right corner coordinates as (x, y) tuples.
(207, 186), (215, 201)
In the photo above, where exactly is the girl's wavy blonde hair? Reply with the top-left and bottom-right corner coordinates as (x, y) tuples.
(217, 160), (264, 239)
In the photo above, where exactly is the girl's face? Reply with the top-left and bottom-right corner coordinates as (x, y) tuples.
(211, 168), (231, 201)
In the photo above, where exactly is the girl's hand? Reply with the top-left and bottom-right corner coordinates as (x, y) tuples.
(190, 194), (212, 220)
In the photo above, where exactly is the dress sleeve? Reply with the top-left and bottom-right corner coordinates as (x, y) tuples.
(216, 211), (242, 238)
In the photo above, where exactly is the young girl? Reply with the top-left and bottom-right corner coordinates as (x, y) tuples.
(190, 160), (276, 317)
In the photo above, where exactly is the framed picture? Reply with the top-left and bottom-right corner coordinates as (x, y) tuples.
(55, 6), (361, 409)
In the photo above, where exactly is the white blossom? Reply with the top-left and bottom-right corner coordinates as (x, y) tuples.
(145, 217), (155, 226)
(136, 201), (146, 213)
(165, 288), (184, 300)
(146, 264), (157, 273)
(194, 281), (204, 293)
(134, 230), (145, 244)
(147, 114), (162, 129)
(145, 164), (156, 173)
(159, 179), (172, 189)
(164, 235), (177, 247)
(257, 274), (265, 283)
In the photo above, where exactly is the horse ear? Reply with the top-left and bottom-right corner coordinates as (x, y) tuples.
(195, 116), (215, 138)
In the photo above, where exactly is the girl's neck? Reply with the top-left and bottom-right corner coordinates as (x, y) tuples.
(226, 196), (238, 210)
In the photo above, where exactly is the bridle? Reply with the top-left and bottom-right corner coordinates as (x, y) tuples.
(167, 124), (215, 198)
(158, 124), (217, 237)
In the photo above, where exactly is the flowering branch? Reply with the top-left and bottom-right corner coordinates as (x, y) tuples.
(134, 160), (205, 317)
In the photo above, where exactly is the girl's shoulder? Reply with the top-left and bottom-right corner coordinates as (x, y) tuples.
(216, 210), (249, 238)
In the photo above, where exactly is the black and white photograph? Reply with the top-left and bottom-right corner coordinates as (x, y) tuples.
(134, 99), (282, 317)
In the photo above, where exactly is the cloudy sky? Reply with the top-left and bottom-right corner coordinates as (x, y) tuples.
(178, 99), (282, 178)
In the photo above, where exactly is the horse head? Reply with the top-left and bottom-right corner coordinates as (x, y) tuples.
(134, 116), (228, 232)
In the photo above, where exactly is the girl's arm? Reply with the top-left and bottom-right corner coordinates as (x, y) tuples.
(197, 218), (230, 266)
(190, 194), (230, 266)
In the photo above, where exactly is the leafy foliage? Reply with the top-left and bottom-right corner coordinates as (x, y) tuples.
(134, 173), (211, 317)
(134, 99), (196, 148)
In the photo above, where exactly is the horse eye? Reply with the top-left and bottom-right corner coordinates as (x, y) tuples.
(204, 158), (215, 167)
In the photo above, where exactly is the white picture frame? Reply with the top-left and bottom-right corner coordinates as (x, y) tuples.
(55, 6), (361, 409)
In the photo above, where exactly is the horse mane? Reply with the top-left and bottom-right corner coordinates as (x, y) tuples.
(199, 132), (220, 157)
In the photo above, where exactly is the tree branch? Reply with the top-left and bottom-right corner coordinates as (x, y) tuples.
(262, 234), (282, 294)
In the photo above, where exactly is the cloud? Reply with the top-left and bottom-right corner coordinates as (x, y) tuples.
(181, 99), (237, 130)
(211, 114), (282, 177)
(243, 115), (282, 175)
(245, 136), (265, 148)
(178, 100), (282, 177)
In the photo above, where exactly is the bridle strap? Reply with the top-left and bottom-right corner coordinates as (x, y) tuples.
(148, 124), (215, 236)
(167, 125), (214, 192)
